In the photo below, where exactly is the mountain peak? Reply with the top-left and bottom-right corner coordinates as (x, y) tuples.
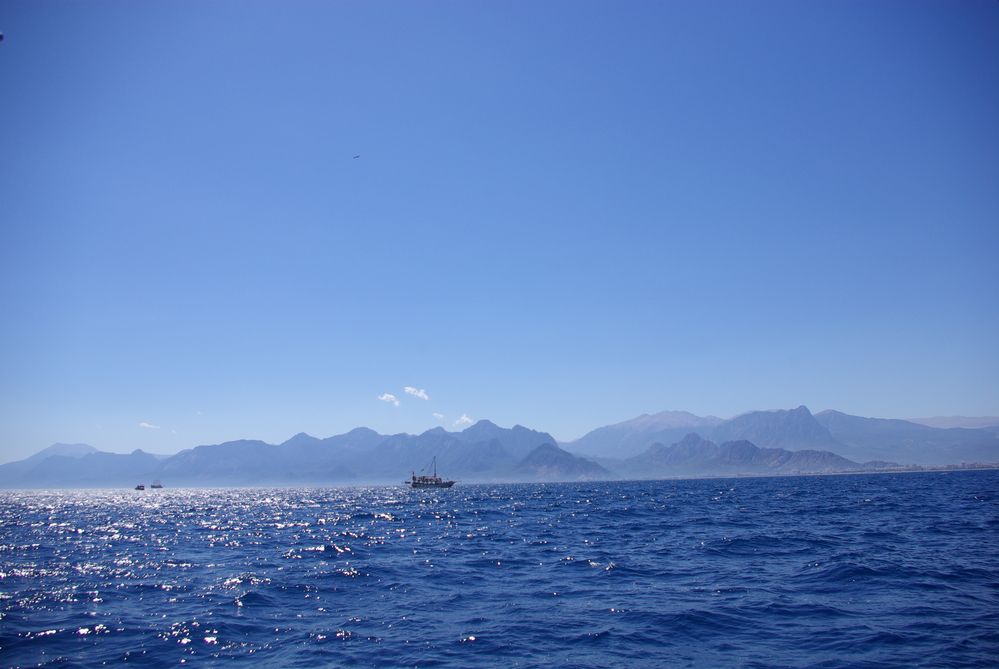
(678, 432), (712, 446)
(711, 406), (842, 452)
(515, 443), (609, 481)
(280, 432), (321, 447)
(527, 442), (561, 456)
(25, 443), (99, 463)
(455, 419), (502, 440)
(620, 410), (721, 430)
(563, 411), (722, 459)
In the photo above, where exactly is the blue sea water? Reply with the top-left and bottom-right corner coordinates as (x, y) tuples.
(1, 471), (997, 668)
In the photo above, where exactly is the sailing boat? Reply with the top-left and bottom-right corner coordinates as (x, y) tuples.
(406, 456), (455, 488)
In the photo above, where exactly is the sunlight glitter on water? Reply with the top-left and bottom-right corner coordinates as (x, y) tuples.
(0, 473), (997, 667)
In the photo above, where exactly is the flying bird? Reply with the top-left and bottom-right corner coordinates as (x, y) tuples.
(353, 154), (360, 159)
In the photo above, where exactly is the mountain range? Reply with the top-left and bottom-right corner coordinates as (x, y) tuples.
(615, 433), (861, 478)
(565, 410), (723, 459)
(2, 408), (997, 488)
(563, 406), (999, 467)
(0, 421), (606, 488)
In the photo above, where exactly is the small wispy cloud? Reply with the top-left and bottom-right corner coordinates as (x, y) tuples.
(454, 414), (473, 428)
(432, 412), (445, 421)
(378, 393), (400, 407)
(139, 421), (160, 430)
(404, 386), (430, 401)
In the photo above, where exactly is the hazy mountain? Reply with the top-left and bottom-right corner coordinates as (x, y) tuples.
(454, 420), (560, 460)
(158, 439), (339, 485)
(567, 405), (999, 467)
(0, 421), (577, 488)
(358, 429), (515, 481)
(6, 408), (997, 488)
(564, 406), (848, 460)
(814, 410), (999, 465)
(907, 416), (999, 430)
(564, 410), (722, 458)
(619, 433), (859, 478)
(0, 442), (101, 481)
(26, 443), (98, 462)
(709, 406), (845, 452)
(513, 443), (611, 481)
(0, 449), (162, 488)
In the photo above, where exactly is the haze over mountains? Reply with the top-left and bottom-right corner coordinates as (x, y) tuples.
(562, 406), (999, 468)
(2, 408), (997, 488)
(907, 416), (999, 430)
(616, 433), (859, 479)
(0, 421), (606, 488)
(566, 411), (723, 459)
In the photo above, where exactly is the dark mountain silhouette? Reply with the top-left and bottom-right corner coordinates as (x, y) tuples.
(564, 407), (850, 459)
(4, 407), (997, 488)
(0, 421), (572, 487)
(514, 443), (611, 481)
(620, 433), (859, 477)
(453, 420), (559, 460)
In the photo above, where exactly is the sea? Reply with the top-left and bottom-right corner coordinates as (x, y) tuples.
(1, 470), (997, 668)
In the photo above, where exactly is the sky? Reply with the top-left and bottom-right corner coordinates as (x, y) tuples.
(1, 0), (997, 462)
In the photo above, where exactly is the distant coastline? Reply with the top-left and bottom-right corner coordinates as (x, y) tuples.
(3, 406), (997, 489)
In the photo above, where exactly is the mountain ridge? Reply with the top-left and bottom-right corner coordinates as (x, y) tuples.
(565, 410), (723, 459)
(618, 432), (863, 478)
(4, 408), (997, 488)
(0, 421), (587, 488)
(565, 406), (999, 466)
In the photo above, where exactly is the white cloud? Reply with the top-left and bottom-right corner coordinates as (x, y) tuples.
(404, 386), (430, 401)
(454, 414), (473, 428)
(378, 393), (400, 407)
(139, 421), (160, 430)
(432, 412), (445, 421)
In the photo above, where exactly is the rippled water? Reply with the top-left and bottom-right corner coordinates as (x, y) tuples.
(1, 471), (997, 668)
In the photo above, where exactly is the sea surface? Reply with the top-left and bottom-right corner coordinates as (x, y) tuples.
(1, 471), (997, 668)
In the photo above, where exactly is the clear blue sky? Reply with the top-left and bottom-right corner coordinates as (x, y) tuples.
(1, 0), (997, 462)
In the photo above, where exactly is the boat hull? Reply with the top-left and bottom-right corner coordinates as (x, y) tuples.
(409, 481), (455, 488)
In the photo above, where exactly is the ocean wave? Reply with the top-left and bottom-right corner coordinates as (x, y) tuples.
(1, 471), (997, 667)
